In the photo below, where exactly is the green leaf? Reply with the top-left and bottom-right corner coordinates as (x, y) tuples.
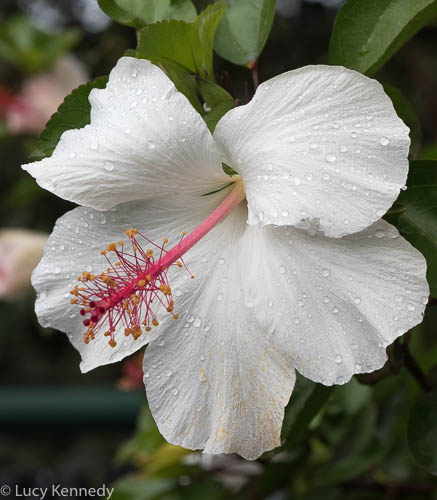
(198, 79), (234, 131)
(407, 391), (437, 475)
(160, 61), (204, 114)
(385, 160), (437, 296)
(98, 0), (197, 28)
(422, 143), (437, 160)
(137, 1), (226, 80)
(31, 76), (108, 160)
(282, 376), (332, 445)
(329, 0), (437, 76)
(214, 0), (276, 67)
(0, 15), (80, 73)
(384, 85), (421, 159)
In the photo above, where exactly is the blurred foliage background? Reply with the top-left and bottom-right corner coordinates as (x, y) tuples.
(1, 0), (437, 499)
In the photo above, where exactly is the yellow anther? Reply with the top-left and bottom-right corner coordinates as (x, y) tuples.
(132, 326), (142, 339)
(191, 275), (195, 279)
(70, 298), (78, 304)
(115, 262), (121, 267)
(70, 286), (79, 296)
(137, 280), (146, 287)
(124, 328), (131, 336)
(125, 228), (137, 238)
(173, 314), (179, 320)
(163, 238), (168, 244)
(107, 242), (117, 251)
(152, 319), (159, 327)
(145, 326), (151, 332)
(182, 231), (187, 236)
(146, 274), (151, 282)
(146, 249), (153, 258)
(104, 331), (111, 337)
(119, 241), (123, 246)
(100, 249), (106, 255)
(109, 339), (117, 348)
(176, 261), (182, 268)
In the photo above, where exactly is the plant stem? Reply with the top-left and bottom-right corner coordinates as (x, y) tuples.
(402, 342), (432, 392)
(251, 60), (259, 90)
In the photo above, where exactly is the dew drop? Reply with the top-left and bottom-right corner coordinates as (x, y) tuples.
(379, 137), (390, 146)
(187, 314), (194, 323)
(332, 306), (339, 314)
(104, 160), (114, 171)
(279, 265), (286, 274)
(374, 229), (385, 238)
(321, 268), (331, 278)
(326, 154), (336, 163)
(54, 266), (61, 274)
(147, 140), (156, 150)
(354, 297), (361, 305)
(144, 371), (150, 379)
(172, 388), (179, 396)
(99, 214), (107, 225)
(322, 172), (330, 181)
(335, 354), (342, 364)
(194, 318), (202, 328)
(216, 293), (223, 302)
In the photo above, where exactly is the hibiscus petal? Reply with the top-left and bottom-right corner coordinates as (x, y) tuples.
(214, 65), (410, 237)
(144, 203), (296, 460)
(242, 220), (428, 385)
(23, 57), (227, 210)
(32, 191), (227, 372)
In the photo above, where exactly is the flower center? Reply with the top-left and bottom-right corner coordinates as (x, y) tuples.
(70, 181), (245, 348)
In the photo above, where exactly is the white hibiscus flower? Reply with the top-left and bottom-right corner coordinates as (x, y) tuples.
(23, 57), (429, 460)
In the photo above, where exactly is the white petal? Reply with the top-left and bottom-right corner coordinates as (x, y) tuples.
(23, 57), (227, 210)
(214, 65), (410, 236)
(144, 204), (296, 460)
(32, 191), (227, 372)
(241, 220), (428, 385)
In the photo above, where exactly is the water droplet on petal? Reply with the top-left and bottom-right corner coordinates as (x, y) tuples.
(335, 354), (342, 364)
(147, 140), (156, 150)
(326, 154), (336, 163)
(322, 268), (331, 278)
(172, 388), (179, 396)
(104, 160), (114, 171)
(379, 137), (390, 146)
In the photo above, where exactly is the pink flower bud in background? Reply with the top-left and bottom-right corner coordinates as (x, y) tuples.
(0, 229), (48, 300)
(6, 55), (88, 135)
